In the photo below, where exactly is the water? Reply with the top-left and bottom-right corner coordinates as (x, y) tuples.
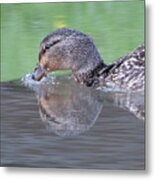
(1, 1), (144, 81)
(1, 77), (144, 169)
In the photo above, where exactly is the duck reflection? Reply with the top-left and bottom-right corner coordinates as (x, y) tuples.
(104, 91), (144, 120)
(23, 75), (144, 137)
(35, 77), (103, 137)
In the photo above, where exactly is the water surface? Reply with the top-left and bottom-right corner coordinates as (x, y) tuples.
(1, 1), (144, 81)
(1, 77), (145, 169)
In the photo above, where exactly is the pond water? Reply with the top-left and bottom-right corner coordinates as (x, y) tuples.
(1, 76), (144, 169)
(1, 1), (144, 81)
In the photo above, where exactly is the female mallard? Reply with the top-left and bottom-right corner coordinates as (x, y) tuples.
(32, 28), (145, 92)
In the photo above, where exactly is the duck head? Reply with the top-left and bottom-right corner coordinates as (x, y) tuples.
(32, 28), (106, 86)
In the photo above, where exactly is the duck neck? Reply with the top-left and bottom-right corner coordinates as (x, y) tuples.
(73, 61), (107, 87)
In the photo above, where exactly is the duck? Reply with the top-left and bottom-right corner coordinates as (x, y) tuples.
(32, 28), (145, 92)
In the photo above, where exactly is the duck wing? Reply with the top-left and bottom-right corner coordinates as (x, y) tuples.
(99, 44), (145, 91)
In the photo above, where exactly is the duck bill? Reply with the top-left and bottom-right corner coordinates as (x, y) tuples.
(32, 65), (48, 81)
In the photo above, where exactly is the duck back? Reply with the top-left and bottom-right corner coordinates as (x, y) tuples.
(99, 44), (145, 91)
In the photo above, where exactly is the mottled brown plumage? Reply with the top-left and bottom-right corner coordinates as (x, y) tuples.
(98, 44), (145, 91)
(32, 28), (145, 92)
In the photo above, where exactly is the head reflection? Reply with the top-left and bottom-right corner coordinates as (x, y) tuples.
(36, 78), (103, 137)
(23, 75), (144, 137)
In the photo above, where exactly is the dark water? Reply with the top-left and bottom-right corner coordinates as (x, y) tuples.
(1, 77), (145, 169)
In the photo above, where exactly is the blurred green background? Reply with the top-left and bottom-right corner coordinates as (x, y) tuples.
(1, 1), (144, 81)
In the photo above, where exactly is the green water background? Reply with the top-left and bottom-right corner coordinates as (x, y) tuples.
(1, 1), (144, 81)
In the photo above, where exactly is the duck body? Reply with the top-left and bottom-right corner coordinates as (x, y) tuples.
(32, 28), (145, 92)
(98, 44), (145, 91)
